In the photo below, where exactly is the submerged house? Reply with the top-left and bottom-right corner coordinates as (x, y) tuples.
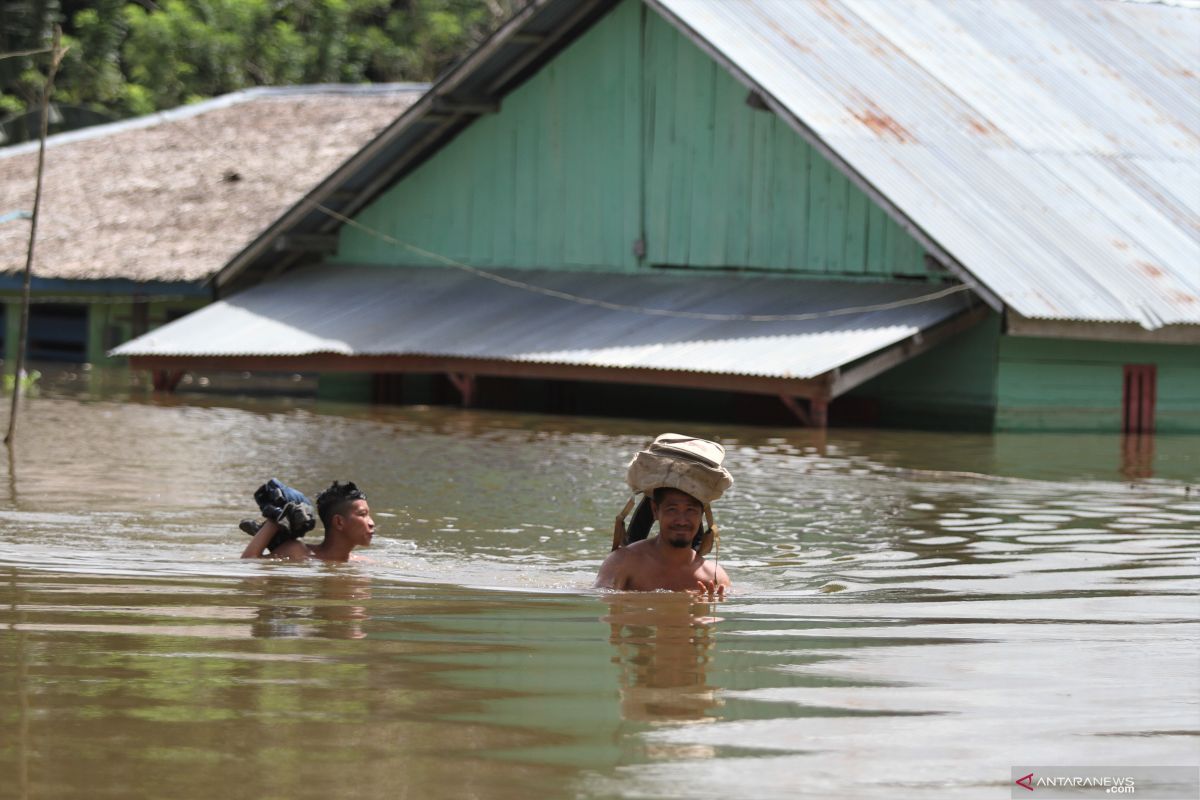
(0, 84), (421, 369)
(116, 0), (1199, 431)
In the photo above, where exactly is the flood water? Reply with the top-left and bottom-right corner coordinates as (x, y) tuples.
(0, 387), (1197, 799)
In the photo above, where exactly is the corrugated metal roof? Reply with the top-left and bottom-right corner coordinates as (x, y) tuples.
(651, 0), (1200, 328)
(114, 265), (974, 380)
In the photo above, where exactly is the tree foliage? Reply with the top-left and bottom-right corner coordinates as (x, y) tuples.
(1, 0), (522, 134)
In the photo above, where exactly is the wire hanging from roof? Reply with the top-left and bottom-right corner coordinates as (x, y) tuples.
(315, 203), (976, 323)
(150, 84), (979, 323)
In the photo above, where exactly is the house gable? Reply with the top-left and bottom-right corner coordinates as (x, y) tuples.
(335, 0), (931, 279)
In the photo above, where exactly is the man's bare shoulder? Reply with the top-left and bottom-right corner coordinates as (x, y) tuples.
(595, 543), (645, 589)
(270, 540), (312, 561)
(620, 539), (660, 556)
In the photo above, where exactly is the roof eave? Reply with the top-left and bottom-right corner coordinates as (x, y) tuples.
(1005, 312), (1200, 345)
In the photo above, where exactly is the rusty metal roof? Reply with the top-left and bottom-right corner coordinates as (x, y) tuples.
(113, 264), (976, 387)
(650, 0), (1200, 328)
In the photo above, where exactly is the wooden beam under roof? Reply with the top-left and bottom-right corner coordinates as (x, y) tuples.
(128, 352), (836, 399)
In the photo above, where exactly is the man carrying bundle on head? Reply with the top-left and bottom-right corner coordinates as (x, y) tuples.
(240, 479), (375, 562)
(594, 434), (733, 596)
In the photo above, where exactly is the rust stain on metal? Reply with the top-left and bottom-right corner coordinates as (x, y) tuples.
(1169, 290), (1196, 305)
(1136, 260), (1165, 278)
(811, 0), (855, 30)
(852, 106), (915, 143)
(846, 89), (915, 144)
(1030, 288), (1064, 315)
(1111, 239), (1129, 251)
(762, 14), (812, 54)
(811, 0), (890, 58)
(965, 117), (1004, 139)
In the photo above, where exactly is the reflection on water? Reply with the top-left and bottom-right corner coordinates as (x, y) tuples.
(0, 393), (1197, 799)
(604, 594), (722, 725)
(243, 572), (374, 640)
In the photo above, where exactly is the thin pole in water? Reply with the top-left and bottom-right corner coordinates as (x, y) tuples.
(5, 27), (67, 447)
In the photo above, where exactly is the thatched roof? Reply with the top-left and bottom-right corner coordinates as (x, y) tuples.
(0, 85), (422, 283)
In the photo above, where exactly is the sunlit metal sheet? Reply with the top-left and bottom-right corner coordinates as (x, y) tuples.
(113, 264), (974, 380)
(652, 0), (1200, 328)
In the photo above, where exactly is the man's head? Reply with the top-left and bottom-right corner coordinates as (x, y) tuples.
(316, 481), (374, 545)
(650, 487), (704, 549)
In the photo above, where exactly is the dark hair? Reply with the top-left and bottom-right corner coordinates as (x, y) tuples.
(315, 481), (367, 529)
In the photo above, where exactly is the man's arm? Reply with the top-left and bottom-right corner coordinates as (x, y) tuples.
(241, 520), (279, 559)
(241, 521), (308, 560)
(594, 548), (631, 590)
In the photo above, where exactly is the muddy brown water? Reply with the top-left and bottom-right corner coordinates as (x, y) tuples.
(0, 386), (1197, 799)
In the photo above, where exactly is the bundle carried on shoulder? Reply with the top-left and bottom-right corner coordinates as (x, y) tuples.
(239, 478), (317, 551)
(613, 433), (733, 555)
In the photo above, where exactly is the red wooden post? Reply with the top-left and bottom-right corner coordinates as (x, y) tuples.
(778, 395), (829, 428)
(1141, 365), (1156, 434)
(810, 398), (829, 429)
(152, 370), (184, 392)
(446, 372), (476, 407)
(778, 395), (811, 426)
(1122, 364), (1156, 434)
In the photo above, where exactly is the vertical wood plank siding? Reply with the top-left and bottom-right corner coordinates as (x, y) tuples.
(640, 8), (929, 275)
(335, 0), (931, 279)
(996, 337), (1200, 432)
(339, 0), (643, 271)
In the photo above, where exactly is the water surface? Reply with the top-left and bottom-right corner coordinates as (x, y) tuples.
(1, 392), (1197, 799)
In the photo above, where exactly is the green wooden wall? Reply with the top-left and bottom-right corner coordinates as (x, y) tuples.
(996, 337), (1200, 433)
(639, 9), (927, 275)
(335, 0), (931, 279)
(338, 0), (642, 271)
(843, 312), (1001, 430)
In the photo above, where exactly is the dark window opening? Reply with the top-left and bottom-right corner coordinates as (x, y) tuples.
(28, 303), (87, 362)
(1122, 364), (1156, 434)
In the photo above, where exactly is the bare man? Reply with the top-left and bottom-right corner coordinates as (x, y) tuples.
(594, 487), (730, 595)
(242, 481), (375, 563)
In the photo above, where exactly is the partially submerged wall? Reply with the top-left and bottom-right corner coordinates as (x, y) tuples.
(996, 336), (1200, 433)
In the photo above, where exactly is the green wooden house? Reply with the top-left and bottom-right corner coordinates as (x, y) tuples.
(117, 0), (1199, 432)
(0, 85), (421, 374)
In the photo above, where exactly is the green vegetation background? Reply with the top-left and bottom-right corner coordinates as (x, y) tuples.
(1, 0), (523, 141)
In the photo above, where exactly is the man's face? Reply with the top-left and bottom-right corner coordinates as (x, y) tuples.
(652, 489), (703, 549)
(337, 499), (375, 547)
